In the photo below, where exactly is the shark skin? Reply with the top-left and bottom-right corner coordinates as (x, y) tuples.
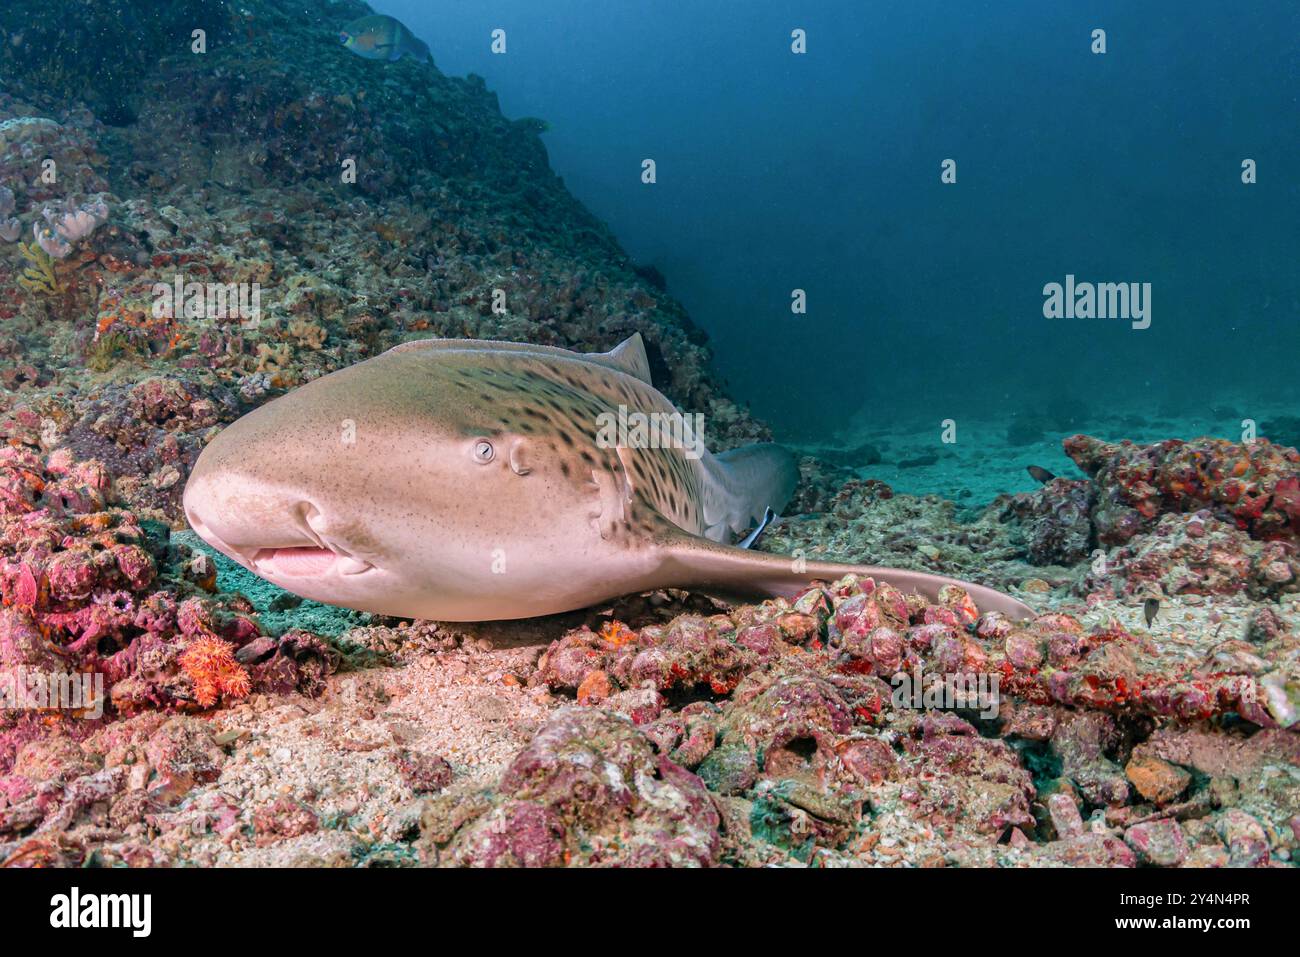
(183, 335), (1036, 622)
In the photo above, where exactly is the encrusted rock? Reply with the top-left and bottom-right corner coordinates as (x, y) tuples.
(418, 708), (720, 867)
(1125, 753), (1191, 806)
(1124, 819), (1189, 866)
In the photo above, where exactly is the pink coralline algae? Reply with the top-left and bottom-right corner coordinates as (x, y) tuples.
(3, 374), (242, 523)
(419, 573), (1300, 866)
(1086, 509), (1300, 600)
(0, 713), (226, 866)
(537, 576), (1298, 732)
(418, 706), (721, 867)
(999, 477), (1095, 566)
(1065, 434), (1300, 546)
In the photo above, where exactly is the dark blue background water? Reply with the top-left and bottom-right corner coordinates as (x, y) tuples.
(376, 0), (1299, 441)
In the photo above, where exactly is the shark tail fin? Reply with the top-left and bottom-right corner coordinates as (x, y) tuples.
(700, 443), (799, 543)
(657, 531), (1037, 621)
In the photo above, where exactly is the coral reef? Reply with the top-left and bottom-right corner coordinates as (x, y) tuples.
(1086, 510), (1299, 601)
(411, 576), (1299, 867)
(418, 707), (721, 866)
(0, 0), (773, 867)
(999, 477), (1095, 566)
(1066, 434), (1300, 546)
(2, 526), (1295, 866)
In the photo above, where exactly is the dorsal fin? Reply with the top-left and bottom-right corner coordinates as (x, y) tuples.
(383, 333), (654, 385)
(601, 333), (653, 384)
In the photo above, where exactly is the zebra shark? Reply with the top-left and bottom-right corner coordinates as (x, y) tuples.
(183, 335), (1034, 622)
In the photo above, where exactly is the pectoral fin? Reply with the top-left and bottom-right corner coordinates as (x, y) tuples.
(736, 507), (776, 549)
(655, 530), (1036, 620)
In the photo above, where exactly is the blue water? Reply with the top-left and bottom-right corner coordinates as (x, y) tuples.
(377, 0), (1299, 442)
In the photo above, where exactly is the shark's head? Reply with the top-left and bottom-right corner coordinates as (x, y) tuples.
(183, 342), (608, 619)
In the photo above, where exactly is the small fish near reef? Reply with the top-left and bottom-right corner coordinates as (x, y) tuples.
(184, 336), (1035, 622)
(1144, 597), (1161, 627)
(338, 14), (431, 63)
(1026, 465), (1056, 484)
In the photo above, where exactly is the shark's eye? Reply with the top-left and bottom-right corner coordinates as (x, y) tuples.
(472, 440), (495, 463)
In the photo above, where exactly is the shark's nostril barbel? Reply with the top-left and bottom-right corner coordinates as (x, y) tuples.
(299, 502), (328, 540)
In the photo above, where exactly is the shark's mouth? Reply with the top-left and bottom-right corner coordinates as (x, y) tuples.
(252, 546), (373, 577)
